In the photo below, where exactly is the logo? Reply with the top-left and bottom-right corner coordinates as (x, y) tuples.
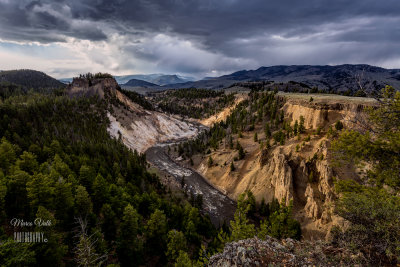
(10, 218), (52, 243)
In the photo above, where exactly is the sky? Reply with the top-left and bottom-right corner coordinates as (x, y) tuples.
(0, 0), (399, 79)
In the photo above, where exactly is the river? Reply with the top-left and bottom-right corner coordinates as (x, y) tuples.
(146, 143), (236, 227)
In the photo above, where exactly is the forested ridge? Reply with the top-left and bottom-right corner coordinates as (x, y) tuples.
(148, 88), (236, 119)
(175, 90), (290, 158)
(0, 70), (64, 90)
(0, 88), (216, 266)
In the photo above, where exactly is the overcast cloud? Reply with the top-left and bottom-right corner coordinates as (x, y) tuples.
(0, 0), (399, 78)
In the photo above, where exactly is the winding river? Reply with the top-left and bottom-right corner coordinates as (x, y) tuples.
(146, 143), (236, 226)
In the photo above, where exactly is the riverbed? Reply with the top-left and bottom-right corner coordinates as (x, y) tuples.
(146, 144), (236, 226)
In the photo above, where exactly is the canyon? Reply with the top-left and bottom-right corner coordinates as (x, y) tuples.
(194, 92), (377, 240)
(68, 77), (376, 240)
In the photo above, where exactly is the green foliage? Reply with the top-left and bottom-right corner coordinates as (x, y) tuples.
(299, 116), (305, 133)
(26, 173), (55, 211)
(264, 122), (271, 138)
(331, 86), (400, 264)
(34, 206), (67, 266)
(166, 230), (187, 261)
(0, 69), (64, 90)
(0, 82), (26, 99)
(258, 199), (301, 240)
(333, 186), (400, 264)
(0, 92), (215, 266)
(334, 120), (344, 131)
(0, 138), (17, 173)
(152, 88), (235, 119)
(117, 204), (142, 266)
(92, 173), (109, 212)
(237, 142), (245, 160)
(208, 156), (213, 167)
(175, 91), (287, 161)
(146, 209), (168, 240)
(79, 72), (113, 79)
(118, 88), (154, 110)
(229, 193), (256, 242)
(174, 250), (193, 267)
(259, 198), (269, 217)
(308, 171), (315, 183)
(230, 162), (235, 171)
(314, 126), (322, 135)
(75, 185), (93, 216)
(293, 120), (298, 135)
(217, 192), (301, 250)
(0, 240), (36, 267)
(273, 130), (285, 145)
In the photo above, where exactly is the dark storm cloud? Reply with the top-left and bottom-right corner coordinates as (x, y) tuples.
(0, 0), (107, 42)
(1, 0), (399, 75)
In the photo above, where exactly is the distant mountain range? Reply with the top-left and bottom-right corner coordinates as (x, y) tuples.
(1, 69), (64, 89)
(123, 79), (160, 88)
(61, 74), (194, 86)
(6, 64), (400, 95)
(117, 74), (194, 86)
(164, 64), (400, 93)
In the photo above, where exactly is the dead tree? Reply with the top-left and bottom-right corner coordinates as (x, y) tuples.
(74, 217), (108, 267)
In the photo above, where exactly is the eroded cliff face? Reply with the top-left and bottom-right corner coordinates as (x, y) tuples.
(68, 77), (201, 153)
(67, 77), (119, 98)
(197, 95), (376, 240)
(281, 95), (374, 131)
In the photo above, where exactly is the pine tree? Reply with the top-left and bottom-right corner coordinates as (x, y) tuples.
(264, 123), (271, 138)
(26, 173), (55, 210)
(74, 185), (92, 216)
(117, 204), (142, 266)
(299, 116), (305, 133)
(293, 120), (298, 135)
(92, 174), (109, 212)
(166, 230), (187, 261)
(229, 192), (256, 241)
(208, 156), (213, 167)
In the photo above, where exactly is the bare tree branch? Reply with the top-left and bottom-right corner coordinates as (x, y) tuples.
(73, 216), (108, 267)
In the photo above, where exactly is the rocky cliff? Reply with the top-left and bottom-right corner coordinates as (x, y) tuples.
(197, 93), (377, 240)
(67, 77), (119, 98)
(68, 77), (201, 153)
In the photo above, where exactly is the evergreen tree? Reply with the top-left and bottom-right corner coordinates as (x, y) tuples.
(264, 123), (271, 138)
(299, 116), (305, 133)
(230, 162), (235, 172)
(117, 204), (142, 266)
(174, 250), (192, 267)
(75, 185), (93, 216)
(208, 156), (213, 167)
(92, 173), (109, 212)
(166, 230), (187, 261)
(229, 192), (256, 241)
(293, 120), (298, 135)
(26, 173), (55, 210)
(331, 86), (400, 264)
